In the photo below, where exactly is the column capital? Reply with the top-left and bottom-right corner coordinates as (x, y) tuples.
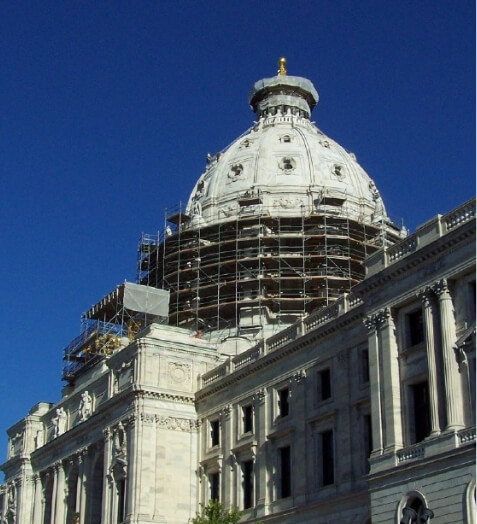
(417, 287), (433, 307)
(364, 308), (392, 332)
(363, 315), (378, 333)
(431, 278), (449, 297)
(293, 369), (307, 383)
(253, 388), (266, 404)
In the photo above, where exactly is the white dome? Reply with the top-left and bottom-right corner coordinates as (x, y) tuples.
(186, 72), (387, 226)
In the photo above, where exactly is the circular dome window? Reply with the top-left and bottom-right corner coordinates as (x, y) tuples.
(279, 157), (296, 174)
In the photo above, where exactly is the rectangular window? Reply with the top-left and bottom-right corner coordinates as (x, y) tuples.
(242, 460), (254, 509)
(361, 349), (370, 383)
(242, 405), (253, 433)
(278, 388), (289, 417)
(406, 309), (424, 347)
(210, 472), (220, 501)
(363, 414), (372, 473)
(318, 368), (331, 401)
(279, 446), (291, 498)
(117, 478), (126, 523)
(210, 420), (220, 447)
(410, 382), (431, 443)
(321, 430), (334, 486)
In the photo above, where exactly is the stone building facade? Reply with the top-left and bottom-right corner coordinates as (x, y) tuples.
(1, 64), (475, 524)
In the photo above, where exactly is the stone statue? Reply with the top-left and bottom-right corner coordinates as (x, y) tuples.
(53, 408), (67, 437)
(35, 428), (44, 449)
(78, 391), (92, 422)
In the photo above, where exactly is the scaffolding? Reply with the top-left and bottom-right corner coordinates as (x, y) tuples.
(137, 200), (402, 337)
(62, 283), (169, 382)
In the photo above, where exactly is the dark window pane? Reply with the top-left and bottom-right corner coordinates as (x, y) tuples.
(407, 310), (424, 346)
(278, 388), (289, 417)
(321, 430), (334, 486)
(242, 460), (253, 509)
(243, 405), (253, 433)
(210, 420), (220, 446)
(210, 472), (220, 501)
(412, 382), (431, 443)
(320, 369), (331, 400)
(279, 446), (291, 498)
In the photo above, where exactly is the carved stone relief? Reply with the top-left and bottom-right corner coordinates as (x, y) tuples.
(167, 361), (191, 386)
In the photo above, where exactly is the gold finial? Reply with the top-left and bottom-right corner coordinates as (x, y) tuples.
(277, 57), (287, 76)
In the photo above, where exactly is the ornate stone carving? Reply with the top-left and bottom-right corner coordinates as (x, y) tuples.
(364, 308), (392, 333)
(279, 156), (296, 175)
(168, 361), (191, 385)
(141, 413), (156, 424)
(110, 422), (127, 480)
(53, 407), (67, 438)
(293, 369), (307, 382)
(78, 391), (93, 422)
(220, 405), (232, 418)
(228, 163), (244, 181)
(418, 287), (433, 307)
(35, 428), (44, 449)
(332, 164), (345, 179)
(431, 278), (449, 297)
(219, 204), (237, 218)
(363, 315), (378, 333)
(253, 388), (266, 404)
(155, 416), (194, 432)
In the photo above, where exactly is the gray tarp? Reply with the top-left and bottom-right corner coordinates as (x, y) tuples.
(123, 282), (170, 316)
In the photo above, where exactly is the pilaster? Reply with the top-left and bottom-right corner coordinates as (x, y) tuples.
(418, 288), (441, 436)
(432, 279), (465, 430)
(32, 474), (43, 524)
(378, 308), (404, 450)
(53, 462), (66, 524)
(253, 388), (268, 515)
(364, 315), (383, 454)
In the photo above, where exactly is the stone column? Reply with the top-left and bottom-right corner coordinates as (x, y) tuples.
(364, 316), (383, 453)
(76, 449), (89, 524)
(432, 279), (465, 430)
(50, 466), (58, 524)
(54, 462), (66, 524)
(14, 478), (24, 524)
(102, 428), (113, 524)
(378, 308), (404, 450)
(419, 288), (441, 436)
(125, 415), (138, 520)
(221, 405), (233, 508)
(32, 474), (43, 524)
(253, 388), (267, 515)
(292, 370), (307, 502)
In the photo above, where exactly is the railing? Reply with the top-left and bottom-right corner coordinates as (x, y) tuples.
(267, 324), (300, 352)
(444, 198), (476, 231)
(387, 236), (417, 262)
(201, 293), (363, 387)
(202, 361), (228, 386)
(233, 342), (264, 370)
(458, 426), (476, 444)
(397, 445), (425, 463)
(366, 197), (475, 275)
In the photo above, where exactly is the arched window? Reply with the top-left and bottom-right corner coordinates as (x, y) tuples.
(465, 480), (476, 524)
(398, 492), (434, 524)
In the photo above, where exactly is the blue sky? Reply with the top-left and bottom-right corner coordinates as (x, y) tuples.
(0, 1), (475, 469)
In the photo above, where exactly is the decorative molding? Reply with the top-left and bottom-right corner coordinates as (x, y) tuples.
(155, 416), (197, 432)
(253, 389), (266, 404)
(293, 369), (307, 383)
